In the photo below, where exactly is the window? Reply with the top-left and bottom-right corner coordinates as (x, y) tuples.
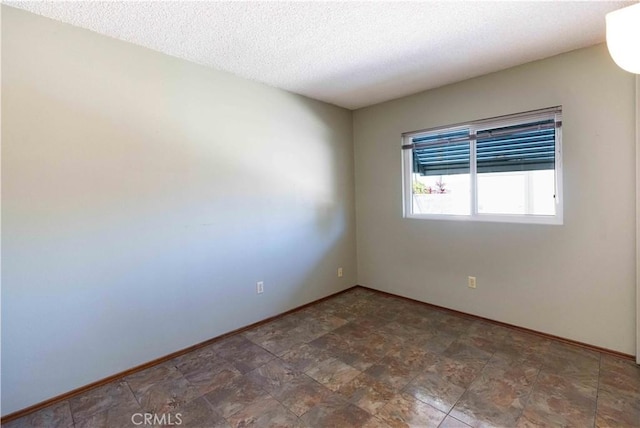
(402, 107), (562, 224)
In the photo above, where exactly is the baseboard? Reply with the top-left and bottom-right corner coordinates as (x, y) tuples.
(355, 285), (636, 361)
(0, 285), (358, 424)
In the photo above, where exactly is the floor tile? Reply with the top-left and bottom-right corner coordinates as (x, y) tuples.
(439, 415), (473, 428)
(333, 319), (379, 340)
(338, 372), (397, 414)
(2, 401), (73, 428)
(437, 355), (486, 388)
(492, 330), (551, 367)
(458, 321), (508, 354)
(416, 332), (459, 355)
(404, 370), (467, 413)
(159, 397), (230, 428)
(344, 313), (391, 331)
(341, 347), (387, 372)
(68, 380), (138, 422)
(203, 375), (266, 419)
(436, 314), (475, 337)
(247, 330), (306, 356)
(329, 344), (381, 371)
(305, 357), (362, 391)
(171, 343), (219, 373)
(300, 309), (349, 333)
(300, 394), (371, 428)
(308, 332), (349, 358)
(595, 384), (640, 428)
(245, 358), (303, 397)
(377, 322), (428, 346)
(275, 375), (333, 416)
(362, 416), (394, 428)
(311, 299), (361, 322)
(298, 392), (346, 420)
(328, 330), (392, 371)
(385, 345), (440, 372)
(74, 400), (142, 428)
(393, 308), (442, 332)
(364, 355), (422, 391)
(280, 342), (333, 372)
(177, 359), (241, 396)
(376, 393), (447, 428)
(449, 361), (538, 427)
(598, 354), (640, 398)
(540, 355), (599, 389)
(126, 363), (184, 398)
(442, 339), (493, 364)
(542, 342), (600, 378)
(214, 336), (276, 374)
(518, 403), (593, 428)
(533, 369), (597, 399)
(360, 331), (400, 356)
(226, 395), (303, 428)
(172, 346), (242, 391)
(517, 371), (597, 427)
(135, 376), (201, 414)
(547, 341), (600, 362)
(242, 317), (297, 343)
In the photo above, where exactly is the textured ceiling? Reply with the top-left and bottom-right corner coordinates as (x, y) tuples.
(6, 1), (635, 109)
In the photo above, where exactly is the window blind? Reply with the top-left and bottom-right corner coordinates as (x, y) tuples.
(408, 119), (558, 176)
(476, 119), (556, 173)
(411, 129), (470, 176)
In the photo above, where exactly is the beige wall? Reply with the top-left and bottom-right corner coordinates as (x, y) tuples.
(1, 7), (356, 414)
(354, 44), (636, 355)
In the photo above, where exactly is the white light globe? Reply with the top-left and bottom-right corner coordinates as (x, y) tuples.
(606, 3), (640, 74)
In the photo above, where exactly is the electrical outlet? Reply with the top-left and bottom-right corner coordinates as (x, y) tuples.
(468, 276), (476, 289)
(337, 267), (343, 278)
(256, 281), (264, 294)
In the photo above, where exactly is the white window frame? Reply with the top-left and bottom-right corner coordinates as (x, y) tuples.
(402, 107), (563, 225)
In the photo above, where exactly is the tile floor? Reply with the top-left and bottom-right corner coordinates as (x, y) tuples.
(4, 287), (639, 428)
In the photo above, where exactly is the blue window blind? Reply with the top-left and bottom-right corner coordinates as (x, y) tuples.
(411, 129), (470, 176)
(408, 119), (557, 176)
(476, 119), (556, 173)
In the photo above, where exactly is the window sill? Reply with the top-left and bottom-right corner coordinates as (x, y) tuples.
(405, 213), (563, 225)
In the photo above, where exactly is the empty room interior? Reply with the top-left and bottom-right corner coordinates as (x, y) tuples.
(2, 1), (639, 427)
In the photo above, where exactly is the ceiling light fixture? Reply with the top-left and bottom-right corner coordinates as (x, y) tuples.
(606, 3), (640, 74)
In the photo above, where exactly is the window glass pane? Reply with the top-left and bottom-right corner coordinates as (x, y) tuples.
(477, 170), (555, 215)
(411, 131), (470, 215)
(412, 173), (470, 215)
(476, 119), (556, 216)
